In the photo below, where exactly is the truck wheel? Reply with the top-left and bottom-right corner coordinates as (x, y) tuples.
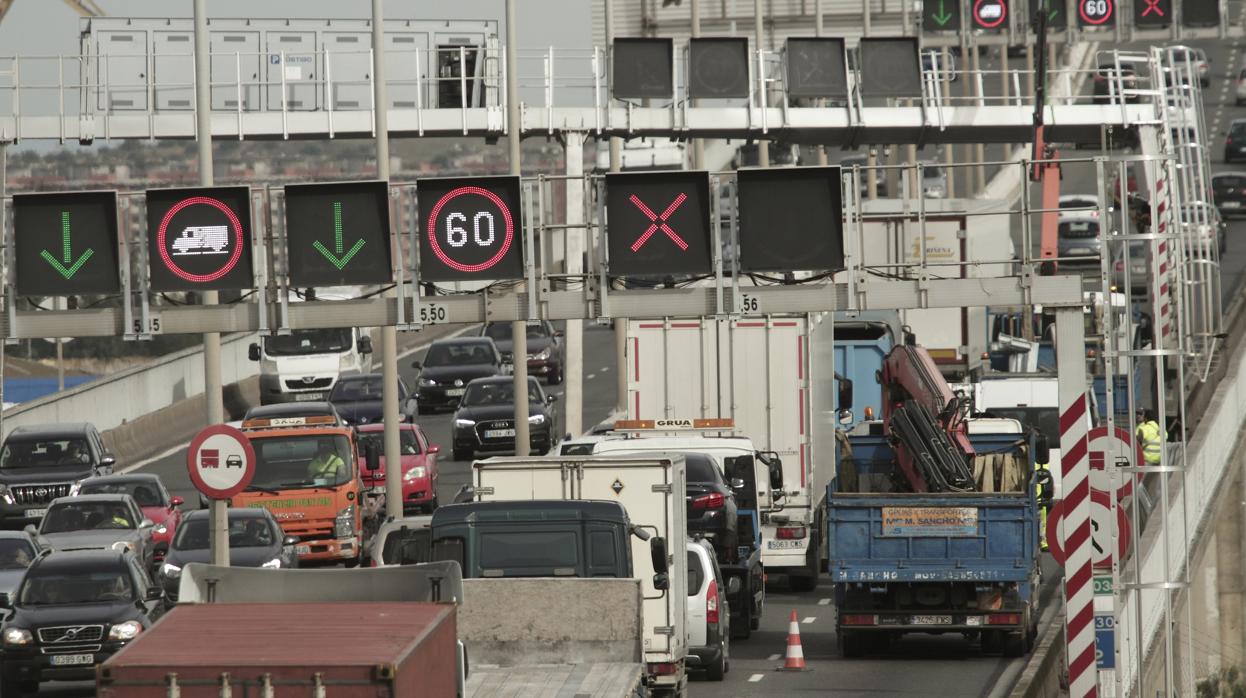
(839, 631), (865, 658)
(1003, 631), (1027, 658)
(733, 600), (752, 640)
(750, 601), (761, 631)
(981, 629), (1005, 655)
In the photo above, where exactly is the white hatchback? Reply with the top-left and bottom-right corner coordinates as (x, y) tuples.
(686, 538), (730, 681)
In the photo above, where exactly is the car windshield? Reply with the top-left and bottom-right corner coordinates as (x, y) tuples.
(477, 530), (578, 576)
(79, 481), (165, 508)
(249, 435), (353, 490)
(0, 438), (91, 470)
(687, 550), (704, 595)
(423, 343), (493, 367)
(356, 430), (421, 456)
(1215, 176), (1246, 189)
(171, 517), (275, 550)
(40, 502), (135, 533)
(0, 539), (36, 570)
(460, 381), (542, 407)
(19, 569), (132, 605)
(1231, 122), (1246, 136)
(1061, 197), (1096, 209)
(263, 328), (352, 357)
(330, 377), (385, 402)
(483, 322), (549, 341)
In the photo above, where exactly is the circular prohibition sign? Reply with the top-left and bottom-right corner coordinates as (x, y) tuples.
(425, 186), (516, 274)
(1046, 488), (1130, 570)
(973, 0), (1008, 28)
(1078, 0), (1114, 25)
(156, 196), (246, 284)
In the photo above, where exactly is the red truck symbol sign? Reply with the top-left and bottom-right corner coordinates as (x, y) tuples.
(200, 449), (220, 469)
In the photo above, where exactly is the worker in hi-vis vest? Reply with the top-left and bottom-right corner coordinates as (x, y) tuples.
(1034, 450), (1053, 553)
(1135, 408), (1165, 466)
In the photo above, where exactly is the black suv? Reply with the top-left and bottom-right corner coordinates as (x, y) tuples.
(0, 549), (163, 694)
(682, 453), (740, 563)
(0, 424), (115, 530)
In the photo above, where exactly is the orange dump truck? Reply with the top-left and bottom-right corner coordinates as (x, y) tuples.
(231, 415), (378, 566)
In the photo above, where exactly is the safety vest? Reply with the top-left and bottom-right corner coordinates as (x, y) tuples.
(1137, 421), (1164, 465)
(310, 453), (345, 479)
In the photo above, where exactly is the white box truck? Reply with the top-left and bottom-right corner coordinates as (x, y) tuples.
(468, 455), (689, 695)
(625, 314), (841, 590)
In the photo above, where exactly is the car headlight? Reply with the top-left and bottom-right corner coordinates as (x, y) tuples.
(419, 377), (437, 387)
(111, 541), (136, 553)
(66, 483), (81, 497)
(153, 523), (168, 535)
(335, 504), (356, 539)
(0, 485), (12, 505)
(454, 418), (476, 428)
(160, 562), (181, 579)
(403, 466), (428, 482)
(529, 347), (552, 361)
(108, 620), (143, 641)
(528, 414), (547, 425)
(2, 628), (32, 647)
(261, 558), (282, 569)
(259, 358), (278, 373)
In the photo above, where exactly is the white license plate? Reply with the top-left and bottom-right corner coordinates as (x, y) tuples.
(911, 615), (953, 625)
(446, 388), (465, 397)
(1224, 201), (1242, 208)
(294, 392), (325, 401)
(484, 429), (516, 438)
(295, 545), (311, 555)
(24, 509), (46, 519)
(766, 540), (803, 550)
(50, 653), (94, 666)
(1067, 247), (1092, 255)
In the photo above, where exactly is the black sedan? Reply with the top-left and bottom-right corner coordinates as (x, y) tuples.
(1212, 172), (1246, 217)
(328, 373), (417, 425)
(158, 508), (296, 601)
(451, 376), (558, 460)
(413, 338), (507, 413)
(684, 452), (740, 564)
(481, 321), (565, 385)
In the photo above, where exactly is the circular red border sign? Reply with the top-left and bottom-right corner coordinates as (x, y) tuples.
(425, 186), (516, 274)
(1087, 424), (1145, 500)
(1046, 488), (1130, 570)
(973, 0), (1008, 28)
(1078, 0), (1114, 25)
(156, 196), (246, 284)
(186, 424), (256, 500)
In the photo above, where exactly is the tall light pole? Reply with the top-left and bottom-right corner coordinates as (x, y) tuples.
(506, 0), (530, 456)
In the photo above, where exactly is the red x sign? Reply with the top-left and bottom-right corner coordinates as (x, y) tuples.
(629, 193), (690, 252)
(1141, 0), (1163, 15)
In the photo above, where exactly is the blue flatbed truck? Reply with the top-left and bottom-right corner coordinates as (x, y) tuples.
(828, 431), (1043, 658)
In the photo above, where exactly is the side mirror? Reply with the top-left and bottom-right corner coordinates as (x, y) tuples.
(629, 525), (651, 542)
(0, 593), (11, 609)
(727, 577), (742, 595)
(282, 535), (299, 547)
(454, 485), (475, 504)
(358, 336), (373, 355)
(1034, 434), (1051, 466)
(144, 587), (163, 601)
(554, 330), (564, 338)
(649, 536), (668, 575)
(169, 496), (185, 508)
(428, 444), (442, 454)
(411, 360), (422, 370)
(140, 519), (154, 529)
(837, 375), (855, 414)
(652, 573), (669, 591)
(365, 443), (381, 472)
(23, 525), (37, 537)
(838, 409), (854, 425)
(248, 343), (261, 361)
(546, 394), (558, 404)
(100, 455), (116, 470)
(729, 478), (745, 490)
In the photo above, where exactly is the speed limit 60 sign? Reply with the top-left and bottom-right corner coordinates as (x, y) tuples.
(417, 176), (524, 282)
(1077, 0), (1115, 25)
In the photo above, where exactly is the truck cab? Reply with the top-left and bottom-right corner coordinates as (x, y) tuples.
(231, 415), (374, 566)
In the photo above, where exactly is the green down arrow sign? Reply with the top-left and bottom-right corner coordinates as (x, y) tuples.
(933, 0), (954, 25)
(313, 201), (367, 270)
(40, 211), (94, 279)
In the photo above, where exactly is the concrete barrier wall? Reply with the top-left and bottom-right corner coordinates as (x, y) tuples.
(459, 578), (643, 667)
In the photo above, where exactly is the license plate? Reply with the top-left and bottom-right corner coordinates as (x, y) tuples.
(295, 545), (311, 555)
(294, 392), (325, 401)
(766, 540), (803, 550)
(484, 429), (516, 438)
(1224, 201), (1241, 208)
(911, 615), (953, 625)
(24, 509), (46, 519)
(446, 388), (465, 397)
(1067, 247), (1091, 255)
(50, 653), (94, 666)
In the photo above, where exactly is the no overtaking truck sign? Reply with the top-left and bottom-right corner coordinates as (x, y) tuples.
(187, 424), (256, 500)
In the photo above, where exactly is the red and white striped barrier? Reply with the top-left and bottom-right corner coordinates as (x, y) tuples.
(1058, 394), (1097, 697)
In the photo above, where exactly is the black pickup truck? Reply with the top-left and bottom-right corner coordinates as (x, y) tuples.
(0, 424), (115, 530)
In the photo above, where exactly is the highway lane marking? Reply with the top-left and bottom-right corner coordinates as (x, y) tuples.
(818, 598), (831, 605)
(600, 366), (610, 372)
(587, 373), (596, 380)
(120, 442), (187, 474)
(767, 653), (780, 660)
(748, 674), (765, 683)
(802, 616), (816, 624)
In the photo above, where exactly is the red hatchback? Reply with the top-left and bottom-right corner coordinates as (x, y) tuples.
(355, 423), (441, 515)
(72, 473), (184, 563)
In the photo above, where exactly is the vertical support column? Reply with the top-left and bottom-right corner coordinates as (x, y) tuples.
(607, 0), (628, 416)
(194, 0), (229, 568)
(0, 140), (6, 439)
(1217, 464), (1245, 668)
(691, 0), (704, 171)
(565, 132), (585, 437)
(507, 0), (530, 457)
(754, 0), (769, 167)
(372, 0), (403, 522)
(1055, 305), (1098, 698)
(815, 0), (828, 167)
(942, 46), (954, 198)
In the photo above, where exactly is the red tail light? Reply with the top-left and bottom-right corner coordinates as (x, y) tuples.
(1114, 261), (1124, 272)
(1229, 137), (1236, 146)
(777, 526), (807, 540)
(987, 613), (1022, 625)
(706, 578), (720, 624)
(841, 614), (877, 626)
(691, 492), (725, 510)
(647, 662), (679, 676)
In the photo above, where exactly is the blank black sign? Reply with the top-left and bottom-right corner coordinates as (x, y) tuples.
(737, 167), (845, 273)
(606, 171), (712, 277)
(284, 181), (393, 287)
(1182, 0), (1218, 25)
(689, 38), (750, 99)
(613, 38), (674, 100)
(13, 191), (121, 296)
(785, 38), (848, 100)
(858, 38), (923, 99)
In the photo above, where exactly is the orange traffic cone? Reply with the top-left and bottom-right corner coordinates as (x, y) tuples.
(779, 609), (810, 671)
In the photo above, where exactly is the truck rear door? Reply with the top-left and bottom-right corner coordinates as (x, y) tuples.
(473, 458), (572, 499)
